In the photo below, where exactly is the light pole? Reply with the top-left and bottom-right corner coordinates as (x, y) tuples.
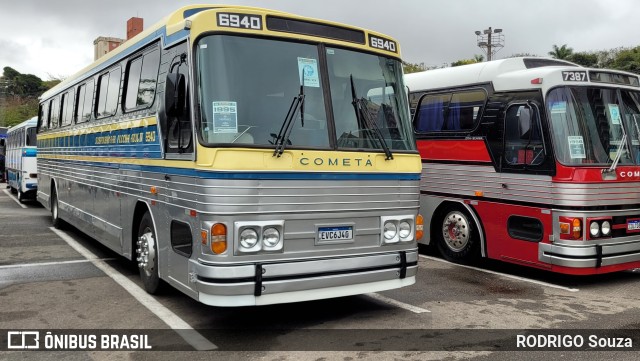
(475, 27), (504, 61)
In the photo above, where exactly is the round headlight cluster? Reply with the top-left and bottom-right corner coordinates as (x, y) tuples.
(589, 220), (612, 238)
(239, 228), (259, 248)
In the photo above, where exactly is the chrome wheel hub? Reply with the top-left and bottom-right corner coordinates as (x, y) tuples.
(442, 211), (470, 252)
(137, 230), (156, 275)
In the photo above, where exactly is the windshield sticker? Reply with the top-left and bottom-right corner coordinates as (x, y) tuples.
(212, 101), (238, 133)
(550, 101), (567, 114)
(297, 57), (320, 88)
(568, 136), (586, 159)
(608, 104), (621, 125)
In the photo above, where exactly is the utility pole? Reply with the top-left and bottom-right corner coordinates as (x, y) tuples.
(475, 27), (504, 61)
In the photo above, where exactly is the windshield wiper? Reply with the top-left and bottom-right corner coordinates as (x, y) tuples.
(349, 75), (393, 160)
(604, 119), (628, 174)
(273, 70), (305, 157)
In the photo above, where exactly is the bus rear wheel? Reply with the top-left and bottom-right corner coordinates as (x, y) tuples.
(136, 211), (163, 294)
(436, 206), (480, 263)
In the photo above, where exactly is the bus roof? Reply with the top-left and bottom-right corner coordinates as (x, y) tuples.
(405, 57), (640, 93)
(8, 117), (38, 133)
(41, 4), (401, 101)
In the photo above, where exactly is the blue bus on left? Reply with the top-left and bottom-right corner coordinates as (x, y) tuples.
(0, 126), (7, 183)
(6, 117), (38, 202)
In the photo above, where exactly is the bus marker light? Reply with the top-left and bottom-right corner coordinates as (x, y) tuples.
(559, 222), (570, 234)
(416, 214), (424, 240)
(190, 209), (197, 217)
(474, 191), (484, 197)
(150, 186), (158, 195)
(572, 218), (582, 240)
(531, 78), (543, 85)
(201, 230), (208, 245)
(211, 223), (227, 254)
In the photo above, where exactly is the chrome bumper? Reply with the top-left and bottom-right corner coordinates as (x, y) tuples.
(190, 250), (418, 306)
(539, 240), (640, 268)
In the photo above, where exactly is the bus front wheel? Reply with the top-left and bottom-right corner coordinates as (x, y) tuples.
(136, 211), (163, 294)
(436, 206), (480, 263)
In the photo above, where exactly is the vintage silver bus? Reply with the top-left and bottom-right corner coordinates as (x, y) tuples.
(37, 5), (422, 306)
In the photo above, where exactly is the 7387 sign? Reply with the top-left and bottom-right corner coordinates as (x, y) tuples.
(369, 34), (397, 53)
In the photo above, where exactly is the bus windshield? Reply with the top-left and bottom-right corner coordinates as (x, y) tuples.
(547, 87), (640, 166)
(196, 35), (415, 151)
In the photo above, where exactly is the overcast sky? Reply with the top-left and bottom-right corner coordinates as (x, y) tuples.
(1, 0), (638, 79)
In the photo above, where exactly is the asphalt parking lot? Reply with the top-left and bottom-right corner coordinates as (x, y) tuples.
(1, 183), (639, 360)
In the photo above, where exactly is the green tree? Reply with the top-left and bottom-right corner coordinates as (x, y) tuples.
(473, 54), (485, 62)
(610, 46), (640, 74)
(402, 61), (428, 74)
(567, 52), (599, 67)
(451, 58), (479, 67)
(548, 44), (574, 60)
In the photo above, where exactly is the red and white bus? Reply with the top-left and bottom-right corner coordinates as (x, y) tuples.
(406, 57), (640, 275)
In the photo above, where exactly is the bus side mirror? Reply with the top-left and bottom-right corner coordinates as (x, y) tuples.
(519, 106), (532, 139)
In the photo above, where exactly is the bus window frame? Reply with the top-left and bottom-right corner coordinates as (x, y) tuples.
(123, 44), (161, 113)
(502, 101), (548, 168)
(412, 87), (488, 135)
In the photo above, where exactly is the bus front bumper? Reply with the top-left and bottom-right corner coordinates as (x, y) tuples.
(190, 250), (418, 306)
(539, 240), (640, 268)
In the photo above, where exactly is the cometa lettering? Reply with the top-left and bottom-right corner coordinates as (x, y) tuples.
(299, 157), (373, 167)
(619, 170), (640, 178)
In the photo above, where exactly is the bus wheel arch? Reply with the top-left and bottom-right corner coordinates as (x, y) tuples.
(132, 202), (164, 294)
(432, 201), (484, 262)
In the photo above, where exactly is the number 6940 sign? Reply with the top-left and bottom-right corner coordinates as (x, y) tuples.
(217, 13), (262, 30)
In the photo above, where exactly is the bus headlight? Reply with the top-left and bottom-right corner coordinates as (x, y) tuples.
(262, 227), (281, 249)
(398, 221), (412, 241)
(589, 221), (600, 238)
(383, 221), (397, 241)
(240, 228), (259, 249)
(601, 221), (611, 236)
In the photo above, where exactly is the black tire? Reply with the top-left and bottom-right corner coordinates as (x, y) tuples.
(10, 187), (17, 194)
(17, 188), (25, 203)
(51, 187), (64, 229)
(136, 211), (164, 294)
(435, 205), (481, 263)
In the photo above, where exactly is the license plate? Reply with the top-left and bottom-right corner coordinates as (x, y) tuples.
(627, 219), (640, 231)
(318, 226), (353, 242)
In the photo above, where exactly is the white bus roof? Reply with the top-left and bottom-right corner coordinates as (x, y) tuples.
(8, 117), (38, 133)
(405, 57), (640, 94)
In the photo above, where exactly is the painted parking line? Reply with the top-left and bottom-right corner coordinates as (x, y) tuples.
(50, 227), (218, 351)
(0, 258), (117, 269)
(365, 292), (431, 314)
(420, 255), (580, 293)
(2, 188), (28, 209)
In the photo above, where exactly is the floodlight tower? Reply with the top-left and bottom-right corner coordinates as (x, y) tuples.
(475, 27), (504, 61)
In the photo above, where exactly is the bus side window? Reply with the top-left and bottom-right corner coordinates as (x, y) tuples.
(165, 53), (193, 154)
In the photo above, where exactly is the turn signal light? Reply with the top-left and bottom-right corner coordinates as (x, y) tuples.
(415, 214), (424, 240)
(211, 223), (227, 254)
(572, 218), (582, 240)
